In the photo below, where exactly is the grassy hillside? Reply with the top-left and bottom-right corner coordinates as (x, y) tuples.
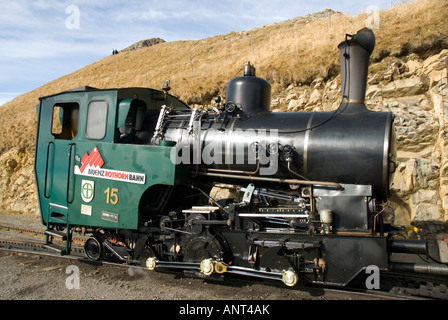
(0, 0), (447, 155)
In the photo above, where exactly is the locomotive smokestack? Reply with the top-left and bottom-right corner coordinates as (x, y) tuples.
(338, 28), (375, 106)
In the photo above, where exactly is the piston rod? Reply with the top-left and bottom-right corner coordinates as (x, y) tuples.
(389, 262), (448, 276)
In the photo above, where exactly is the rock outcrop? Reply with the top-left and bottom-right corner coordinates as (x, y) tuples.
(121, 38), (165, 53)
(0, 147), (38, 215)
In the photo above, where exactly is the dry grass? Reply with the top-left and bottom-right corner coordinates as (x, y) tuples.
(0, 0), (446, 155)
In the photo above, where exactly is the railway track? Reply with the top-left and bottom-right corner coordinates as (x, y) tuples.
(0, 222), (445, 300)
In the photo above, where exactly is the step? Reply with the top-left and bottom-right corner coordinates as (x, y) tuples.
(43, 243), (67, 255)
(45, 229), (67, 241)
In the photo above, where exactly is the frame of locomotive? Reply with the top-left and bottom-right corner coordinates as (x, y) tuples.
(34, 28), (447, 288)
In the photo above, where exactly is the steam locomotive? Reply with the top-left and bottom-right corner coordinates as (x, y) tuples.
(34, 28), (448, 288)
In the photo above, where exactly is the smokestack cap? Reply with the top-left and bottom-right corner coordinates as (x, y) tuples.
(338, 27), (376, 55)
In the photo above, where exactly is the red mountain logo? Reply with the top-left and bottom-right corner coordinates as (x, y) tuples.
(74, 146), (145, 184)
(79, 147), (104, 174)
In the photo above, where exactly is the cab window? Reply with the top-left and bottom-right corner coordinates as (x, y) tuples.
(51, 102), (79, 140)
(86, 100), (108, 140)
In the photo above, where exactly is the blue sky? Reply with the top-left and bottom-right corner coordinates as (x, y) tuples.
(0, 0), (394, 106)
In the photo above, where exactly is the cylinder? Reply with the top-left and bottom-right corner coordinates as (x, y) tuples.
(388, 239), (427, 254)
